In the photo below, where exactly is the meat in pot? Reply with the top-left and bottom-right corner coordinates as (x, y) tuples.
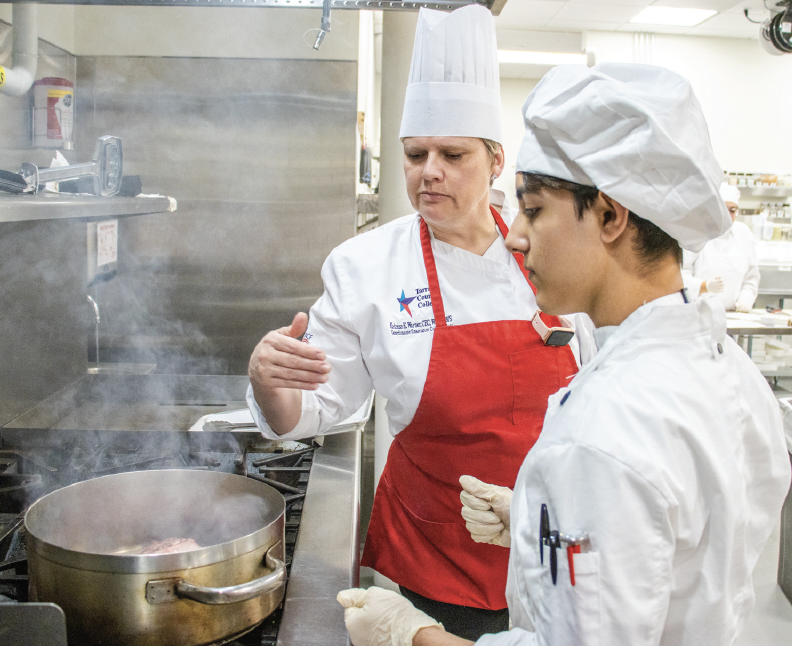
(138, 537), (202, 554)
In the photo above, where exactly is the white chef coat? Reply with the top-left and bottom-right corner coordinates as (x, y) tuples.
(682, 221), (760, 310)
(247, 190), (596, 441)
(476, 293), (790, 646)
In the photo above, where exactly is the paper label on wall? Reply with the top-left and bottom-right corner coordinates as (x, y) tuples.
(97, 220), (118, 267)
(0, 67), (5, 88)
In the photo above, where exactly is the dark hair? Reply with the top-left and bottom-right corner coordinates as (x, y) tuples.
(520, 172), (683, 268)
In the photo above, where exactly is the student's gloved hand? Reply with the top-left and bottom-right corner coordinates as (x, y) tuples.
(704, 276), (725, 294)
(459, 475), (513, 548)
(734, 298), (753, 313)
(337, 586), (444, 646)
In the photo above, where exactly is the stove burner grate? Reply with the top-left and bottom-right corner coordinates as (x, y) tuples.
(0, 442), (315, 646)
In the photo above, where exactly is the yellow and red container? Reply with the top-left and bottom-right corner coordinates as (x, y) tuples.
(32, 77), (74, 149)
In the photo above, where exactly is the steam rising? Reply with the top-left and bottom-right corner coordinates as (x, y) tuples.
(25, 470), (282, 556)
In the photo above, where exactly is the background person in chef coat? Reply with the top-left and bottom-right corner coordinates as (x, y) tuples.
(247, 5), (594, 640)
(337, 63), (791, 646)
(682, 182), (760, 312)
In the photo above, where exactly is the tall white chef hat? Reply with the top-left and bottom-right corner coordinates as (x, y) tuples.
(399, 5), (502, 144)
(516, 63), (731, 252)
(719, 182), (741, 205)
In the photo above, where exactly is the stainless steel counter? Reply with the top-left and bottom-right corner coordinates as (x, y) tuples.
(1, 373), (363, 645)
(278, 429), (360, 646)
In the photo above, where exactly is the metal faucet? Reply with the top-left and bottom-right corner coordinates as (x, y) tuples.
(87, 294), (100, 370)
(312, 0), (331, 50)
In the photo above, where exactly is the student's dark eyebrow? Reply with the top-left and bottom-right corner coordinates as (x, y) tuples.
(516, 187), (525, 200)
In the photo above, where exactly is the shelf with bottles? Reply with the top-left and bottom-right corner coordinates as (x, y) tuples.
(723, 172), (792, 194)
(736, 208), (792, 244)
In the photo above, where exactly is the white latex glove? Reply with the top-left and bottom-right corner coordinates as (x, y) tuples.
(705, 276), (725, 294)
(337, 587), (444, 646)
(734, 298), (752, 313)
(459, 475), (513, 548)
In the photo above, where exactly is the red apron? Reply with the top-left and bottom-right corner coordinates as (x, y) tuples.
(361, 206), (579, 610)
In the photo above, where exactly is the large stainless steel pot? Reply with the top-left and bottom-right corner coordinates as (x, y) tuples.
(24, 469), (286, 646)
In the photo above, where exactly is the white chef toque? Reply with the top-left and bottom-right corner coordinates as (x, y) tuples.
(399, 4), (502, 144)
(516, 63), (731, 252)
(719, 182), (741, 205)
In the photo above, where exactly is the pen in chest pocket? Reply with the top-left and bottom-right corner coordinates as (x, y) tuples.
(540, 503), (589, 586)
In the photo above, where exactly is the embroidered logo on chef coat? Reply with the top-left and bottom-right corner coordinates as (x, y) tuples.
(397, 290), (417, 317)
(389, 314), (453, 336)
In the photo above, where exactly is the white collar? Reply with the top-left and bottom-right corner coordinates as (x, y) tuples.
(593, 291), (687, 350)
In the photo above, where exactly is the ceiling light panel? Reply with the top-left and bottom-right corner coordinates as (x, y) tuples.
(553, 2), (649, 23)
(630, 6), (718, 26)
(654, 0), (738, 10)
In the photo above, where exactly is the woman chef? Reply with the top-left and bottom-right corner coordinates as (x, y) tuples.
(247, 5), (593, 640)
(337, 64), (791, 646)
(682, 182), (760, 312)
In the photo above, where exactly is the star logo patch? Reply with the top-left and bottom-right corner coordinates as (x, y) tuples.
(397, 289), (417, 317)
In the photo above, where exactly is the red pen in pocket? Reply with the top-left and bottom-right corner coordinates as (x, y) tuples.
(567, 544), (581, 586)
(559, 532), (588, 586)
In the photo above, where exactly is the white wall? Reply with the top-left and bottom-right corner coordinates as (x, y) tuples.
(496, 30), (792, 200)
(493, 77), (538, 199)
(0, 4), (76, 53)
(584, 31), (792, 176)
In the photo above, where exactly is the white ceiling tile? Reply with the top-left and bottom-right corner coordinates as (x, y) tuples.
(694, 13), (759, 31)
(546, 18), (627, 30)
(652, 0), (741, 10)
(552, 2), (646, 22)
(726, 0), (774, 10)
(494, 0), (783, 38)
(494, 1), (567, 30)
(616, 22), (693, 34)
(577, 0), (650, 5)
(687, 11), (763, 34)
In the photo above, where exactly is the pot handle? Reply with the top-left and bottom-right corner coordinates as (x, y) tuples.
(176, 544), (286, 605)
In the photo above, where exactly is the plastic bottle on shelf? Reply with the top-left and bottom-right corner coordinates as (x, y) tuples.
(763, 209), (775, 240)
(753, 210), (766, 240)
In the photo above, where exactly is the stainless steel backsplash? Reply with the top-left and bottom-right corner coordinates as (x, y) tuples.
(76, 56), (358, 374)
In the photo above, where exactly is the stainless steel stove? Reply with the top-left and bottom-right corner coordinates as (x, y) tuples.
(0, 374), (366, 646)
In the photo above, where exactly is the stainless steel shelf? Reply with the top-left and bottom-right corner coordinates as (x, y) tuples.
(738, 186), (792, 198)
(760, 369), (792, 378)
(728, 326), (792, 336)
(0, 193), (176, 223)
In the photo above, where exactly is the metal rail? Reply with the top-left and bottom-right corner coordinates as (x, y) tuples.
(4, 0), (501, 11)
